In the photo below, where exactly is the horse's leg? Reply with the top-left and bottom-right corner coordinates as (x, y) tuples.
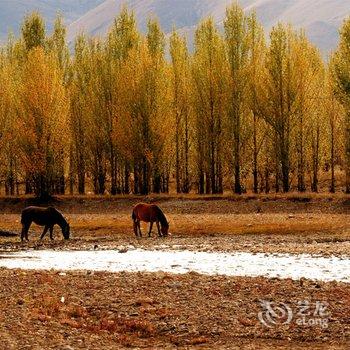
(148, 222), (153, 237)
(20, 224), (25, 242)
(133, 221), (138, 237)
(49, 226), (54, 240)
(24, 222), (31, 241)
(40, 226), (49, 240)
(21, 223), (30, 242)
(137, 221), (142, 237)
(156, 221), (162, 237)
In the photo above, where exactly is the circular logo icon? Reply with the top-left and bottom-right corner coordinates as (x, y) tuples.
(258, 300), (293, 327)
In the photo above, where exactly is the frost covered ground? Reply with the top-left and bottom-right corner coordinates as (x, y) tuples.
(0, 248), (349, 283)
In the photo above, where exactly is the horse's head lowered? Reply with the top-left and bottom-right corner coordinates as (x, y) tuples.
(62, 222), (70, 239)
(161, 222), (169, 237)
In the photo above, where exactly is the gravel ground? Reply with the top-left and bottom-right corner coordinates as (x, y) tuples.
(0, 269), (349, 349)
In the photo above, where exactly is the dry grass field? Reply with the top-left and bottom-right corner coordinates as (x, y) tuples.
(0, 194), (349, 255)
(0, 194), (349, 349)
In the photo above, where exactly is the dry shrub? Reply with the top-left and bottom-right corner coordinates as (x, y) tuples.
(66, 304), (88, 319)
(32, 295), (88, 326)
(36, 296), (62, 317)
(37, 313), (51, 322)
(187, 336), (210, 345)
(133, 297), (156, 307)
(238, 317), (255, 327)
(86, 317), (155, 337)
(118, 318), (155, 338)
(157, 307), (174, 319)
(170, 335), (181, 346)
(36, 274), (55, 284)
(99, 318), (119, 332)
(60, 318), (81, 328)
(32, 294), (156, 338)
(116, 334), (133, 347)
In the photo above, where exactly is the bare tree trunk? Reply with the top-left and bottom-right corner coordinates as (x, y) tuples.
(153, 168), (161, 193)
(77, 153), (85, 195)
(59, 173), (65, 195)
(265, 163), (270, 194)
(124, 164), (130, 194)
(217, 149), (223, 194)
(183, 113), (190, 193)
(133, 162), (139, 194)
(77, 169), (85, 195)
(281, 134), (290, 193)
(330, 116), (335, 193)
(345, 111), (350, 193)
(205, 172), (211, 194)
(92, 151), (106, 195)
(6, 157), (15, 196)
(274, 141), (280, 193)
(110, 152), (117, 195)
(142, 157), (149, 195)
(25, 174), (33, 195)
(175, 111), (181, 193)
(210, 138), (216, 194)
(98, 169), (106, 195)
(69, 148), (74, 195)
(252, 113), (259, 194)
(233, 109), (241, 194)
(98, 153), (106, 195)
(297, 113), (306, 192)
(198, 168), (204, 194)
(311, 126), (320, 193)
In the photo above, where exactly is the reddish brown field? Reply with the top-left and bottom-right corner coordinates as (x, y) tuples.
(0, 194), (349, 349)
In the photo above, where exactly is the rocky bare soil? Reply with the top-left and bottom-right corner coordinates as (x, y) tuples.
(0, 269), (349, 349)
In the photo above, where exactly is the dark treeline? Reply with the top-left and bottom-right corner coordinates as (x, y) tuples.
(1, 4), (350, 198)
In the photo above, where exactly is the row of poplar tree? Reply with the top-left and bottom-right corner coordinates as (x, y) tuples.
(1, 4), (350, 198)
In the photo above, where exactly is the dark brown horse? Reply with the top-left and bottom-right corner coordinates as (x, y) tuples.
(21, 206), (70, 241)
(132, 203), (169, 237)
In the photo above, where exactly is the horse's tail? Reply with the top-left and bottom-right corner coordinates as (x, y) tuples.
(20, 207), (30, 224)
(20, 211), (25, 224)
(131, 210), (137, 222)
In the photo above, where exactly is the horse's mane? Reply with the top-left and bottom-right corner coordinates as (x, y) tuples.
(48, 207), (67, 227)
(157, 207), (168, 227)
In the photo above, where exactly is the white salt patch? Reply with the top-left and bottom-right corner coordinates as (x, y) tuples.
(0, 249), (349, 283)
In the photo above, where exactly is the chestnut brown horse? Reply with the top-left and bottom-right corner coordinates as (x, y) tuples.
(132, 203), (169, 237)
(21, 206), (70, 241)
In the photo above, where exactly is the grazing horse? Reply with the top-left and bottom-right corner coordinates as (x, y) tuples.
(132, 203), (169, 237)
(20, 206), (70, 241)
